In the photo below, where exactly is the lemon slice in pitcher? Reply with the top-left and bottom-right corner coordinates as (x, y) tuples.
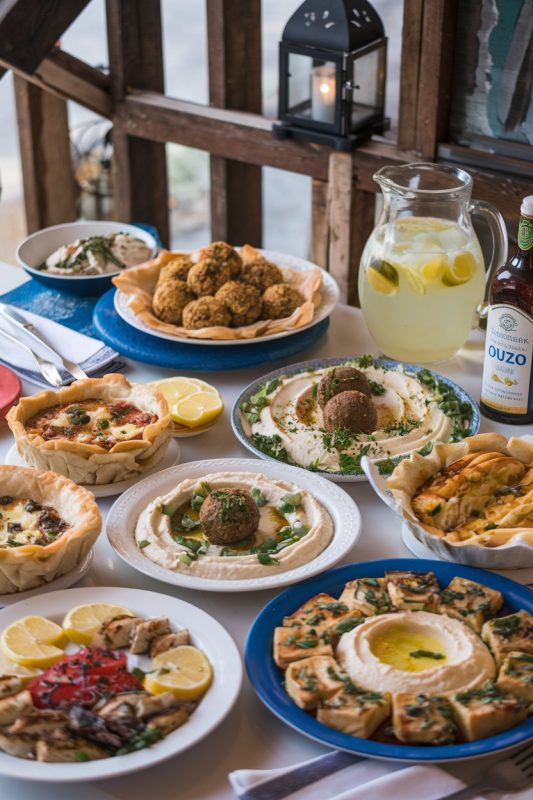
(366, 260), (399, 295)
(421, 254), (446, 283)
(443, 251), (476, 286)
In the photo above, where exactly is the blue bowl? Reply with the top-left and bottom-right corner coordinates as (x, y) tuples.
(17, 221), (158, 297)
(246, 558), (533, 763)
(232, 356), (480, 481)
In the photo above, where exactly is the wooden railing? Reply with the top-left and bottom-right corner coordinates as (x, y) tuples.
(1, 0), (532, 304)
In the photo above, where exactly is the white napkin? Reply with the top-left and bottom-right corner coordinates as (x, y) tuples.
(229, 751), (491, 800)
(0, 307), (121, 388)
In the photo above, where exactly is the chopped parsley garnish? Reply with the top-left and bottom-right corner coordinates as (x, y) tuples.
(257, 553), (280, 566)
(410, 650), (445, 660)
(369, 380), (385, 396)
(251, 487), (268, 507)
(138, 539), (150, 549)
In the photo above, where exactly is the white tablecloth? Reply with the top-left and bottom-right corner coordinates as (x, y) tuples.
(0, 263), (524, 800)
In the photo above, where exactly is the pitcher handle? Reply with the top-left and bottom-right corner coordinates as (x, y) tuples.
(469, 199), (508, 319)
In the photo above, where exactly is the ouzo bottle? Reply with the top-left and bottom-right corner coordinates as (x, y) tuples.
(480, 196), (533, 424)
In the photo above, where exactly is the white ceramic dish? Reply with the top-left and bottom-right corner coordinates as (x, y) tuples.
(0, 585), (242, 782)
(4, 438), (181, 498)
(17, 221), (158, 294)
(113, 248), (340, 345)
(106, 457), (362, 592)
(362, 454), (533, 570)
(0, 551), (94, 607)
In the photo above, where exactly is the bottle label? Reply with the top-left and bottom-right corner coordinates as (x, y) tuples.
(518, 213), (533, 251)
(481, 304), (533, 415)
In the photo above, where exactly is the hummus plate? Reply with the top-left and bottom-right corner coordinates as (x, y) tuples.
(233, 357), (479, 483)
(246, 558), (533, 763)
(106, 459), (361, 592)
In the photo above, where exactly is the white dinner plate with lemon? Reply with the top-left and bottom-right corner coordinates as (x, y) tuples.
(148, 376), (224, 437)
(4, 439), (181, 498)
(113, 248), (340, 346)
(106, 457), (361, 593)
(0, 586), (242, 782)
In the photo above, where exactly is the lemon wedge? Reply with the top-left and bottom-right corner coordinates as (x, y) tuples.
(420, 255), (447, 282)
(0, 651), (42, 682)
(145, 645), (213, 700)
(366, 261), (399, 295)
(443, 251), (477, 286)
(149, 377), (223, 428)
(0, 616), (66, 668)
(63, 603), (135, 645)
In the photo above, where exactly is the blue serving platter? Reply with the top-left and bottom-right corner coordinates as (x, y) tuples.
(93, 288), (330, 371)
(232, 356), (480, 482)
(245, 558), (533, 763)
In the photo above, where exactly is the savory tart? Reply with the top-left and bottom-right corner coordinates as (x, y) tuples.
(387, 433), (533, 549)
(0, 465), (101, 593)
(0, 603), (212, 762)
(6, 374), (172, 485)
(274, 569), (532, 746)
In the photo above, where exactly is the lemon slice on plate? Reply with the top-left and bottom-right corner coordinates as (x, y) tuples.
(63, 603), (135, 645)
(443, 251), (477, 286)
(0, 616), (66, 668)
(145, 644), (213, 700)
(0, 651), (42, 682)
(149, 377), (223, 429)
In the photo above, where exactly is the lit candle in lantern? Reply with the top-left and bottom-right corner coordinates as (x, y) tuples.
(312, 65), (336, 124)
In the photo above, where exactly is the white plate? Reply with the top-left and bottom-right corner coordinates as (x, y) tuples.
(0, 585), (242, 782)
(114, 248), (340, 346)
(4, 438), (181, 498)
(401, 523), (533, 586)
(106, 458), (362, 592)
(0, 551), (93, 607)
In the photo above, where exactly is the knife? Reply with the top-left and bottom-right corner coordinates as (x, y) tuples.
(0, 303), (88, 381)
(0, 327), (63, 387)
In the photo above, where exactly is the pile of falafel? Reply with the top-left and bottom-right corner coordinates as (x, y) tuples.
(152, 241), (305, 330)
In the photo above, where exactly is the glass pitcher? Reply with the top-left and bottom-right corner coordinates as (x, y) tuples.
(358, 163), (508, 363)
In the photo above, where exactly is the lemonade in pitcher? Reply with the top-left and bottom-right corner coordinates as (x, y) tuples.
(358, 164), (507, 364)
(359, 217), (485, 362)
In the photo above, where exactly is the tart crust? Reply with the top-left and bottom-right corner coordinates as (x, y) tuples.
(0, 465), (101, 593)
(6, 374), (172, 485)
(387, 433), (533, 549)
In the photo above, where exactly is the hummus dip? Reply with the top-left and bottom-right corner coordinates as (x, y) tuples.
(240, 357), (474, 476)
(135, 471), (333, 579)
(336, 610), (496, 696)
(39, 233), (152, 276)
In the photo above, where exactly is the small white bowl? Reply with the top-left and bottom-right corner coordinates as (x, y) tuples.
(362, 449), (533, 570)
(17, 220), (158, 295)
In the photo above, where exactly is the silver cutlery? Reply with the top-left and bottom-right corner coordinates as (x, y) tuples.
(0, 326), (63, 388)
(440, 743), (533, 800)
(0, 303), (88, 381)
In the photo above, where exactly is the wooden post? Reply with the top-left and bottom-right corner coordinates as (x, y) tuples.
(397, 0), (425, 151)
(310, 179), (329, 268)
(13, 75), (76, 232)
(327, 152), (375, 307)
(206, 0), (262, 246)
(106, 0), (169, 245)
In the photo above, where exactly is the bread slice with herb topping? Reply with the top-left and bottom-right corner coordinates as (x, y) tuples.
(392, 693), (456, 745)
(451, 682), (528, 741)
(439, 577), (503, 632)
(317, 685), (391, 738)
(338, 577), (392, 615)
(282, 594), (349, 628)
(385, 570), (440, 611)
(273, 626), (333, 669)
(496, 651), (533, 706)
(284, 655), (347, 710)
(481, 611), (533, 666)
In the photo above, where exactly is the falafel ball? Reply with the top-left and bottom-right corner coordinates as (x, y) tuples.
(317, 367), (372, 409)
(199, 488), (260, 545)
(323, 390), (378, 434)
(199, 241), (242, 279)
(240, 259), (283, 292)
(158, 256), (194, 285)
(152, 279), (195, 324)
(262, 283), (304, 320)
(182, 296), (231, 329)
(187, 257), (231, 297)
(215, 280), (262, 327)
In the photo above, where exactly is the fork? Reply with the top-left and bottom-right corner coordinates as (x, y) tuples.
(441, 744), (533, 799)
(0, 326), (63, 387)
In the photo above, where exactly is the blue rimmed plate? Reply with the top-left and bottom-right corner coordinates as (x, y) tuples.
(232, 356), (480, 483)
(245, 558), (533, 763)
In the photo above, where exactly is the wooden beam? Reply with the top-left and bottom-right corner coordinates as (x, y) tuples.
(0, 48), (112, 118)
(207, 0), (262, 246)
(0, 0), (91, 74)
(397, 0), (424, 150)
(415, 0), (458, 158)
(310, 179), (329, 268)
(13, 75), (76, 232)
(106, 0), (169, 245)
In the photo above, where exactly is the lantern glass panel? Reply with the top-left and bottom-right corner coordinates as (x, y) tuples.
(349, 45), (386, 130)
(287, 53), (337, 126)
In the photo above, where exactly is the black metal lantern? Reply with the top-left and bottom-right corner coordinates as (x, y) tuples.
(273, 0), (389, 151)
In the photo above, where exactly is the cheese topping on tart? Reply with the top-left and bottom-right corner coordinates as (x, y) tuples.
(0, 496), (69, 547)
(25, 400), (158, 451)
